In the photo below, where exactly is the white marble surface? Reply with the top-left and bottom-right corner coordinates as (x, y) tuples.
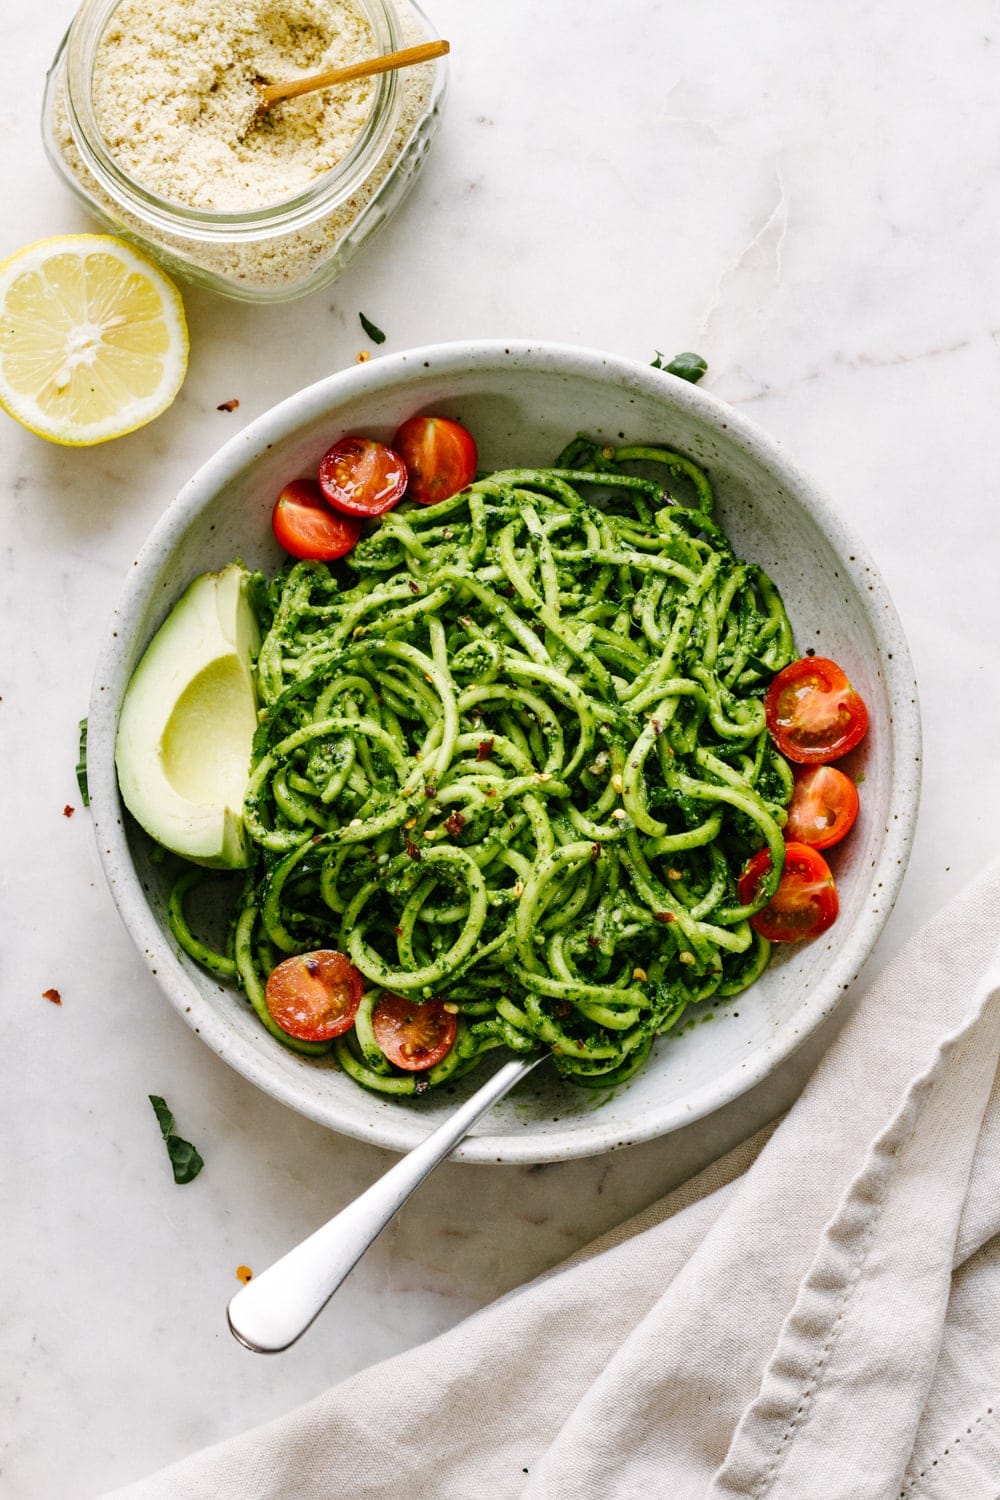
(3, 2), (1000, 1495)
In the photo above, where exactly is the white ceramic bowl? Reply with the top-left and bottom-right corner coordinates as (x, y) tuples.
(88, 341), (921, 1163)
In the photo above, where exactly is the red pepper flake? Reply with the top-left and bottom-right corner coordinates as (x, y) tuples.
(476, 738), (495, 762)
(42, 988), (62, 1005)
(654, 911), (676, 924)
(405, 839), (422, 861)
(62, 804), (75, 818)
(587, 935), (600, 947)
(394, 925), (403, 936)
(591, 842), (602, 861)
(651, 719), (662, 735)
(424, 784), (437, 799)
(216, 398), (240, 412)
(445, 811), (466, 837)
(556, 1000), (573, 1016)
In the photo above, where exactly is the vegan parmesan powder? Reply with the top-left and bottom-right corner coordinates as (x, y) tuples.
(48, 0), (438, 295)
(92, 0), (377, 211)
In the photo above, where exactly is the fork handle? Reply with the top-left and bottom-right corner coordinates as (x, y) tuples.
(227, 1052), (544, 1353)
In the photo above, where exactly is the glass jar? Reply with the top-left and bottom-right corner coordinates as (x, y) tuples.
(42, 0), (447, 303)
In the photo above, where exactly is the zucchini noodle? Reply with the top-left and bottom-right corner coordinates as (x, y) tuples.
(169, 437), (798, 1094)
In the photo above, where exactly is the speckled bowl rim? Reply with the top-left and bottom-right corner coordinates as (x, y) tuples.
(88, 340), (921, 1163)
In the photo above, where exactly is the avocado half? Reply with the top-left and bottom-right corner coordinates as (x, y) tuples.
(115, 562), (260, 869)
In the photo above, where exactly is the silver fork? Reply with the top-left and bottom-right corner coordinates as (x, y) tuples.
(227, 1053), (546, 1352)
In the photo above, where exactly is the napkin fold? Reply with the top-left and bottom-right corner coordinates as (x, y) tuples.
(103, 861), (1000, 1500)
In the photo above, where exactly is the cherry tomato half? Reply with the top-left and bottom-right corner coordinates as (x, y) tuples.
(371, 994), (458, 1071)
(318, 436), (408, 517)
(764, 657), (868, 764)
(737, 842), (839, 942)
(784, 764), (860, 850)
(272, 478), (362, 561)
(265, 950), (364, 1042)
(391, 415), (478, 506)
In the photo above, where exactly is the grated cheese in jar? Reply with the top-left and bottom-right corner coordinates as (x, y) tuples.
(91, 0), (377, 211)
(42, 0), (446, 300)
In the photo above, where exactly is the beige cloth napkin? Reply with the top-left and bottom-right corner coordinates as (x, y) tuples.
(104, 861), (1000, 1499)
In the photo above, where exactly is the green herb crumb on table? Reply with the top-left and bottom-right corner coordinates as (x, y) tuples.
(652, 351), (708, 383)
(76, 718), (90, 807)
(359, 312), (386, 344)
(149, 1095), (204, 1184)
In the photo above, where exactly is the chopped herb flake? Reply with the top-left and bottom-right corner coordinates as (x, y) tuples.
(76, 718), (90, 807)
(359, 312), (386, 344)
(651, 350), (708, 383)
(149, 1095), (204, 1185)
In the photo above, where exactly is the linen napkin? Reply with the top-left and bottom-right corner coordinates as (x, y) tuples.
(103, 860), (1000, 1500)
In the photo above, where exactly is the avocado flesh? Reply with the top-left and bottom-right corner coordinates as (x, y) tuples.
(115, 563), (260, 869)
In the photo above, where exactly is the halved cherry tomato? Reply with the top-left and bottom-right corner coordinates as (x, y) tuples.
(265, 950), (364, 1042)
(272, 478), (362, 561)
(371, 994), (458, 1071)
(784, 764), (860, 850)
(737, 842), (839, 942)
(391, 415), (478, 506)
(318, 436), (408, 517)
(765, 657), (868, 764)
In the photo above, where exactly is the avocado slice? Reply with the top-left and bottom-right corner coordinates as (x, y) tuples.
(115, 562), (260, 869)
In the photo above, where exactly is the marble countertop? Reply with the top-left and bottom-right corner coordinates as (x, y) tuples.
(4, 2), (999, 1495)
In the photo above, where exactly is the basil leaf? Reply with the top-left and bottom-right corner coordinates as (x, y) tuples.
(652, 350), (708, 384)
(149, 1094), (174, 1136)
(166, 1136), (205, 1185)
(359, 312), (386, 344)
(76, 718), (90, 807)
(149, 1094), (205, 1185)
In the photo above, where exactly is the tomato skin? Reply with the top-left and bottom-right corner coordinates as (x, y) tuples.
(272, 479), (362, 560)
(765, 657), (869, 764)
(391, 415), (478, 506)
(371, 994), (458, 1071)
(738, 842), (839, 942)
(265, 950), (364, 1042)
(784, 764), (860, 850)
(318, 436), (408, 517)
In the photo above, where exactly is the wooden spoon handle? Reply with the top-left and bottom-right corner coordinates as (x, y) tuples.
(257, 39), (449, 113)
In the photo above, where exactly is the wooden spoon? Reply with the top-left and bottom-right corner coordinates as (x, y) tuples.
(255, 38), (449, 116)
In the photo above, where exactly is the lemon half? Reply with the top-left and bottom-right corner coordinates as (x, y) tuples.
(0, 234), (188, 446)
